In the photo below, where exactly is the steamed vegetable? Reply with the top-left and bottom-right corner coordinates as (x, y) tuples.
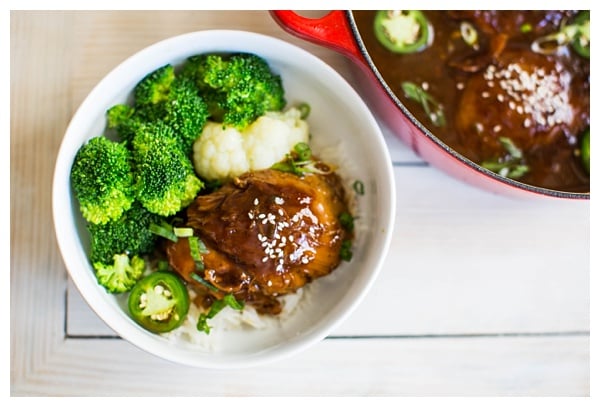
(131, 121), (203, 216)
(93, 253), (146, 294)
(71, 136), (135, 225)
(192, 107), (309, 182)
(87, 202), (162, 265)
(108, 70), (209, 154)
(180, 53), (286, 130)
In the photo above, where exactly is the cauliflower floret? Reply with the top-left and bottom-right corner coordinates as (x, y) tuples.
(193, 107), (309, 182)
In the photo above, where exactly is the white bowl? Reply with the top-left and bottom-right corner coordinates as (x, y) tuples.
(53, 30), (396, 369)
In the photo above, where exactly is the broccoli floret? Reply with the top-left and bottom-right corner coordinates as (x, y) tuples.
(181, 53), (286, 130)
(132, 122), (203, 216)
(162, 77), (209, 154)
(134, 64), (176, 107)
(109, 75), (208, 154)
(71, 136), (135, 225)
(106, 104), (144, 145)
(88, 201), (162, 265)
(93, 253), (146, 294)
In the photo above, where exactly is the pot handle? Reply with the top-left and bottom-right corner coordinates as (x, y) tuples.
(270, 10), (363, 61)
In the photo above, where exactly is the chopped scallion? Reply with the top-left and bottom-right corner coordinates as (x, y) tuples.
(191, 272), (219, 292)
(340, 239), (353, 262)
(294, 142), (312, 161)
(401, 81), (446, 127)
(297, 102), (311, 119)
(481, 137), (529, 180)
(460, 21), (479, 49)
(197, 293), (244, 334)
(149, 220), (178, 242)
(353, 180), (365, 196)
(174, 227), (194, 237)
(339, 212), (355, 233)
(271, 142), (330, 176)
(520, 23), (533, 33)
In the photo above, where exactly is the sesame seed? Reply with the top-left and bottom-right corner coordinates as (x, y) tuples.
(254, 198), (259, 206)
(485, 61), (573, 128)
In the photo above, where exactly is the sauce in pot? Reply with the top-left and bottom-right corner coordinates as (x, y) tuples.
(353, 10), (590, 192)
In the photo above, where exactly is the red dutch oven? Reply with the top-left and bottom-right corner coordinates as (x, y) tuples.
(271, 10), (590, 200)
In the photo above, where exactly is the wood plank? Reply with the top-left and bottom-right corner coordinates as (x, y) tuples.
(11, 335), (589, 396)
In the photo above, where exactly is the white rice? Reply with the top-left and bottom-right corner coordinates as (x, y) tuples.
(161, 138), (364, 348)
(161, 287), (305, 350)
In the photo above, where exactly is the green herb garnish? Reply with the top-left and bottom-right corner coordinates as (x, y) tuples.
(401, 81), (446, 127)
(339, 212), (355, 233)
(353, 180), (365, 196)
(149, 219), (178, 242)
(191, 272), (219, 293)
(520, 23), (533, 33)
(173, 227), (194, 237)
(481, 137), (530, 179)
(197, 294), (245, 334)
(340, 240), (353, 262)
(531, 11), (589, 58)
(271, 142), (331, 176)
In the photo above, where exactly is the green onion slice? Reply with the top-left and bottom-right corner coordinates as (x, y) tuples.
(339, 212), (355, 233)
(481, 137), (529, 180)
(460, 21), (479, 49)
(401, 81), (446, 127)
(297, 102), (311, 119)
(196, 293), (244, 334)
(191, 272), (219, 292)
(340, 240), (353, 262)
(353, 180), (365, 196)
(149, 220), (178, 242)
(174, 227), (194, 237)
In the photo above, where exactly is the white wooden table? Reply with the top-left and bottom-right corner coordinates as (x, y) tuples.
(10, 10), (590, 396)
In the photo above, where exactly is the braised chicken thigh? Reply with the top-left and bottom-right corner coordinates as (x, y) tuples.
(166, 168), (350, 315)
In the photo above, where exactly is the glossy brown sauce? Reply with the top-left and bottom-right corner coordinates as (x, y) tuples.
(165, 168), (350, 315)
(353, 10), (590, 192)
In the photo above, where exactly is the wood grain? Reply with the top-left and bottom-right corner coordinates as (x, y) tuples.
(10, 10), (590, 396)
